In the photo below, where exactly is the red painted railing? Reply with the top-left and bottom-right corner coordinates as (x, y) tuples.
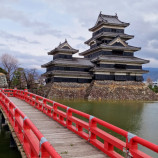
(0, 89), (61, 158)
(1, 89), (158, 158)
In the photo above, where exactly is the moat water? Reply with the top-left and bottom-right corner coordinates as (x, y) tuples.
(0, 101), (158, 157)
(0, 113), (21, 158)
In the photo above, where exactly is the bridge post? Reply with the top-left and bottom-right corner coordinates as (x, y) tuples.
(125, 132), (137, 158)
(14, 88), (17, 97)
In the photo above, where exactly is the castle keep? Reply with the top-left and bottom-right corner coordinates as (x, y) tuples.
(42, 13), (149, 83)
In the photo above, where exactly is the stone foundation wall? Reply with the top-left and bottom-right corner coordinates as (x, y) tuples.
(88, 81), (158, 101)
(0, 73), (8, 88)
(43, 81), (158, 101)
(47, 82), (90, 99)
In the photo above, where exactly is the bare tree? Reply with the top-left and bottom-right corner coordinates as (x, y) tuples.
(146, 77), (153, 86)
(23, 68), (39, 89)
(0, 53), (18, 87)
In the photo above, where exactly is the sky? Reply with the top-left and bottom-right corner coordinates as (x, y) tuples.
(0, 0), (158, 71)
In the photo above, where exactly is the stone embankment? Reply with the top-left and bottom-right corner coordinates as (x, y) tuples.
(42, 81), (158, 101)
(0, 73), (8, 88)
(47, 82), (90, 99)
(88, 81), (158, 101)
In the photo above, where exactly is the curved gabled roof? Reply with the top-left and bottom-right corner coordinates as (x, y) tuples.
(41, 58), (94, 68)
(91, 55), (149, 64)
(85, 32), (134, 45)
(48, 39), (79, 55)
(89, 12), (129, 31)
(79, 44), (141, 56)
(90, 67), (149, 74)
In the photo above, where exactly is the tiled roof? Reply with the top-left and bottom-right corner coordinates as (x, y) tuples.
(48, 40), (79, 55)
(85, 32), (134, 44)
(99, 13), (127, 25)
(90, 67), (149, 74)
(89, 13), (129, 31)
(41, 58), (94, 68)
(80, 44), (141, 56)
(102, 44), (141, 51)
(43, 70), (92, 78)
(91, 55), (149, 64)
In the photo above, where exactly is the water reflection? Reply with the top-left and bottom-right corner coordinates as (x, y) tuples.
(55, 99), (158, 157)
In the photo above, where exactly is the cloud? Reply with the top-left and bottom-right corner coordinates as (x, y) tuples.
(34, 28), (71, 38)
(75, 43), (88, 50)
(0, 0), (19, 2)
(0, 48), (50, 69)
(74, 36), (86, 41)
(34, 28), (86, 42)
(0, 31), (40, 44)
(0, 0), (158, 71)
(0, 5), (48, 29)
(0, 43), (9, 50)
(143, 58), (158, 68)
(147, 40), (158, 49)
(0, 43), (7, 47)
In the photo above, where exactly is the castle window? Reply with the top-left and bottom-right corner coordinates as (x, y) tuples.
(115, 64), (126, 69)
(112, 50), (123, 56)
(111, 29), (117, 32)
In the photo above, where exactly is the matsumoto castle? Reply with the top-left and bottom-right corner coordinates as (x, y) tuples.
(42, 13), (149, 83)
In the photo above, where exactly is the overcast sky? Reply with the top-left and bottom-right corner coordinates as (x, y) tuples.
(0, 0), (158, 71)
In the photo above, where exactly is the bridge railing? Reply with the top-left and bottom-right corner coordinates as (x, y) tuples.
(0, 88), (16, 97)
(1, 89), (158, 158)
(0, 90), (61, 158)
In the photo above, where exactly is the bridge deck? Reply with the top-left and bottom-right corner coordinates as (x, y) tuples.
(9, 97), (108, 158)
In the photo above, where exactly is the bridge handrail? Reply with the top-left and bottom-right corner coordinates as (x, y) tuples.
(1, 89), (158, 158)
(0, 90), (61, 158)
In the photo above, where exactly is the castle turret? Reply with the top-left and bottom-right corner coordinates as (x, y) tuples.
(41, 40), (93, 83)
(79, 13), (149, 81)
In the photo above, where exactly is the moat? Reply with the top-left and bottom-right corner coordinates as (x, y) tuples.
(0, 101), (158, 157)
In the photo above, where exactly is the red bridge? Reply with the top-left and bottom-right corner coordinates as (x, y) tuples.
(0, 89), (158, 158)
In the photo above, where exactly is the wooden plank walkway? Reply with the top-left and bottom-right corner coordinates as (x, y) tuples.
(9, 97), (108, 158)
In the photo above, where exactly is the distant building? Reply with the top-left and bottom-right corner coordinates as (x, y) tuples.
(152, 81), (158, 87)
(42, 13), (149, 83)
(0, 73), (8, 88)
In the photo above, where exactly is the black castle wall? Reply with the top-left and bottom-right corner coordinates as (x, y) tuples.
(94, 74), (143, 81)
(47, 66), (90, 72)
(99, 64), (142, 70)
(53, 54), (72, 60)
(93, 28), (124, 36)
(85, 51), (133, 59)
(46, 77), (92, 83)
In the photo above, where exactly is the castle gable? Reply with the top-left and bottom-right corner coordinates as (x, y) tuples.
(108, 36), (127, 47)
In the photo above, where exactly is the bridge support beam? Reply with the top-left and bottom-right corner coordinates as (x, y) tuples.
(0, 107), (27, 157)
(1, 113), (9, 131)
(1, 112), (5, 124)
(10, 133), (16, 148)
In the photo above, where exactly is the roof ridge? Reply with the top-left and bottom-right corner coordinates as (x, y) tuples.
(101, 55), (135, 58)
(56, 39), (74, 50)
(100, 13), (117, 18)
(73, 57), (90, 60)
